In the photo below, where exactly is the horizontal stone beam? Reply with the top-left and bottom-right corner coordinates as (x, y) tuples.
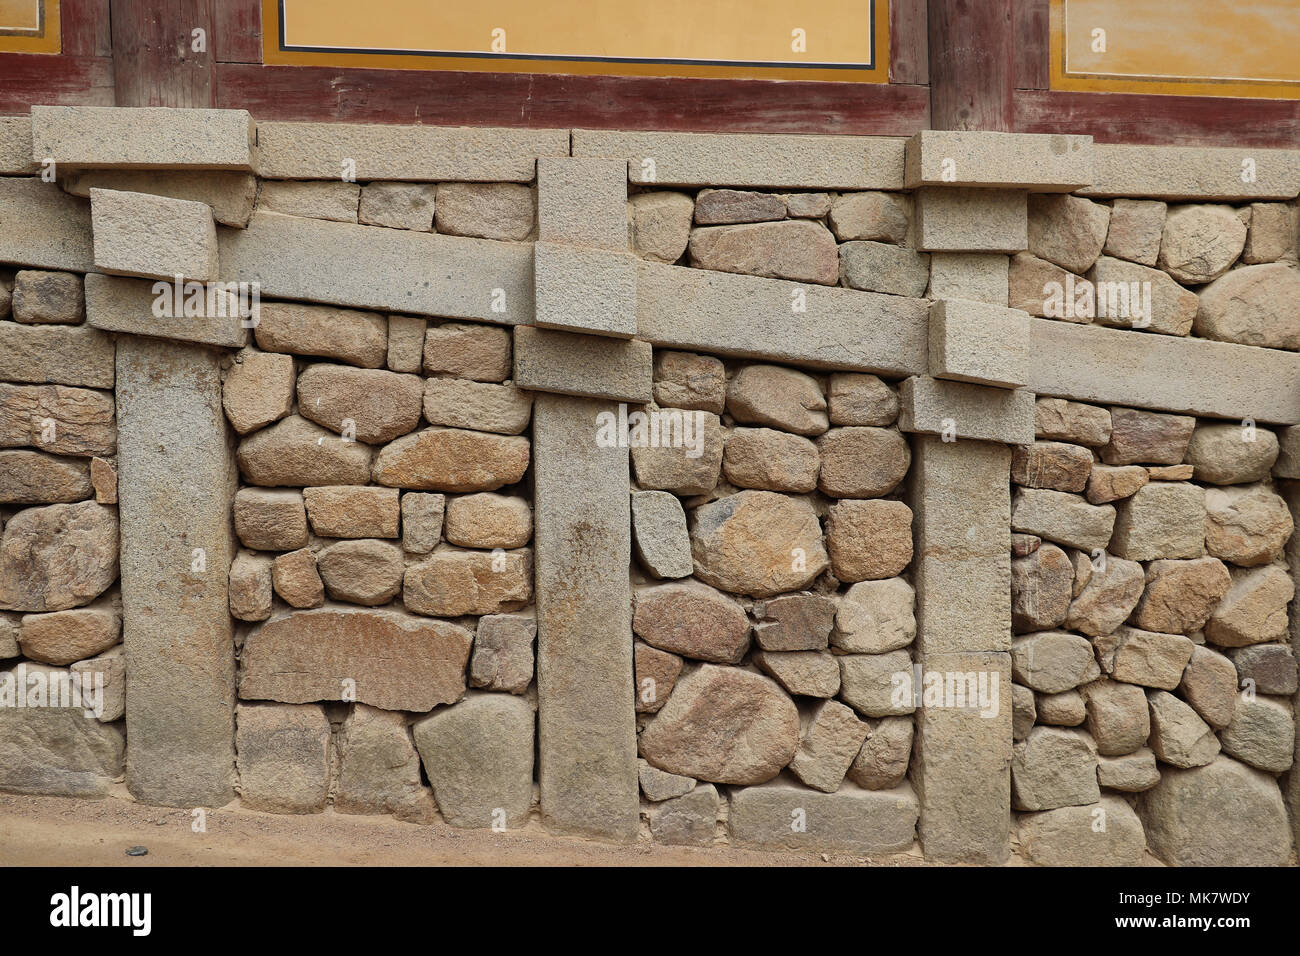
(218, 212), (533, 324)
(904, 131), (1093, 192)
(573, 129), (905, 190)
(899, 377), (1035, 445)
(636, 261), (928, 375)
(0, 116), (38, 175)
(1025, 318), (1300, 424)
(255, 122), (569, 181)
(31, 106), (255, 170)
(1078, 145), (1300, 201)
(0, 178), (93, 271)
(513, 327), (652, 403)
(61, 169), (257, 229)
(85, 274), (250, 349)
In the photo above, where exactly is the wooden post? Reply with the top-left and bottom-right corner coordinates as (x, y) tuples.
(110, 0), (215, 107)
(928, 0), (1015, 130)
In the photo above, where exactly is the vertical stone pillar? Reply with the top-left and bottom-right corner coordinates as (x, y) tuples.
(1280, 479), (1300, 850)
(533, 393), (640, 841)
(908, 435), (1014, 863)
(117, 337), (238, 807)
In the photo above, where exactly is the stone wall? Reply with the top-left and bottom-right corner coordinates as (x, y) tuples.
(1, 107), (1298, 866)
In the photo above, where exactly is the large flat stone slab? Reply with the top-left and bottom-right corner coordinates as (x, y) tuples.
(240, 607), (472, 712)
(218, 212), (533, 323)
(636, 261), (927, 375)
(573, 129), (905, 189)
(256, 122), (568, 181)
(1026, 318), (1300, 424)
(117, 337), (238, 808)
(533, 394), (639, 841)
(727, 776), (919, 854)
(1079, 145), (1300, 201)
(905, 131), (1093, 192)
(0, 178), (93, 271)
(85, 273), (250, 348)
(31, 105), (254, 170)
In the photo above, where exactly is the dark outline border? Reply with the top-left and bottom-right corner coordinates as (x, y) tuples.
(277, 0), (877, 71)
(0, 0), (45, 38)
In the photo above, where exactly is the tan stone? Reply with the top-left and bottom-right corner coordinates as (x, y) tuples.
(753, 649), (840, 698)
(652, 350), (725, 414)
(0, 501), (118, 612)
(1097, 749), (1161, 791)
(639, 664), (799, 785)
(423, 378), (532, 436)
(372, 428), (529, 492)
(423, 322), (511, 382)
(788, 699), (868, 792)
(297, 364), (423, 445)
(1242, 202), (1294, 263)
(629, 409), (723, 496)
(1085, 464), (1148, 504)
(258, 180), (359, 222)
(302, 485), (399, 539)
(1064, 554), (1144, 637)
(335, 703), (435, 823)
(847, 716), (913, 790)
(1195, 262), (1300, 351)
(1111, 483), (1207, 561)
(694, 188), (785, 225)
(1011, 488), (1115, 553)
(229, 551), (272, 622)
(90, 456), (116, 504)
(469, 613), (535, 695)
(628, 191), (694, 263)
(237, 416), (374, 487)
(444, 493), (532, 549)
(1178, 645), (1238, 729)
(1094, 626), (1195, 690)
(1147, 464), (1193, 481)
(755, 592), (837, 652)
(1034, 397), (1111, 447)
(1203, 565), (1293, 647)
(1219, 696), (1294, 773)
(255, 301), (387, 369)
(840, 241), (931, 297)
(1010, 631), (1101, 694)
(316, 539), (404, 606)
(725, 364), (828, 436)
(1104, 198), (1166, 266)
(359, 182), (437, 232)
(816, 427), (909, 498)
(781, 192), (833, 218)
(0, 450), (92, 504)
(1011, 544), (1073, 633)
(1035, 689), (1085, 726)
(240, 606), (472, 711)
(400, 492), (444, 554)
(435, 183), (534, 241)
(1012, 441), (1092, 493)
(1147, 690), (1220, 768)
(402, 548), (532, 616)
(828, 191), (909, 243)
(1186, 423), (1279, 485)
(691, 490), (828, 597)
(840, 649), (916, 717)
(826, 499), (913, 583)
(1087, 255), (1199, 336)
(1010, 253), (1081, 320)
(18, 601), (120, 666)
(689, 220), (838, 285)
(233, 488), (309, 551)
(833, 578), (914, 653)
(11, 270), (84, 324)
(222, 349), (295, 436)
(827, 373), (899, 427)
(1011, 726), (1099, 811)
(1101, 408), (1195, 466)
(633, 579), (750, 664)
(1158, 204), (1246, 284)
(271, 548), (325, 609)
(386, 315), (426, 373)
(1132, 558), (1232, 634)
(634, 641), (682, 714)
(1080, 679), (1150, 755)
(69, 645), (125, 722)
(62, 168), (257, 228)
(1204, 484), (1292, 567)
(722, 427), (819, 493)
(1028, 194), (1110, 274)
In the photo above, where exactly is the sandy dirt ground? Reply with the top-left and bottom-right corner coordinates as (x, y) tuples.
(0, 786), (961, 867)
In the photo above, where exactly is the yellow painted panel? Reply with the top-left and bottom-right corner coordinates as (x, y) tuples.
(264, 0), (889, 82)
(0, 0), (59, 54)
(1051, 0), (1300, 99)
